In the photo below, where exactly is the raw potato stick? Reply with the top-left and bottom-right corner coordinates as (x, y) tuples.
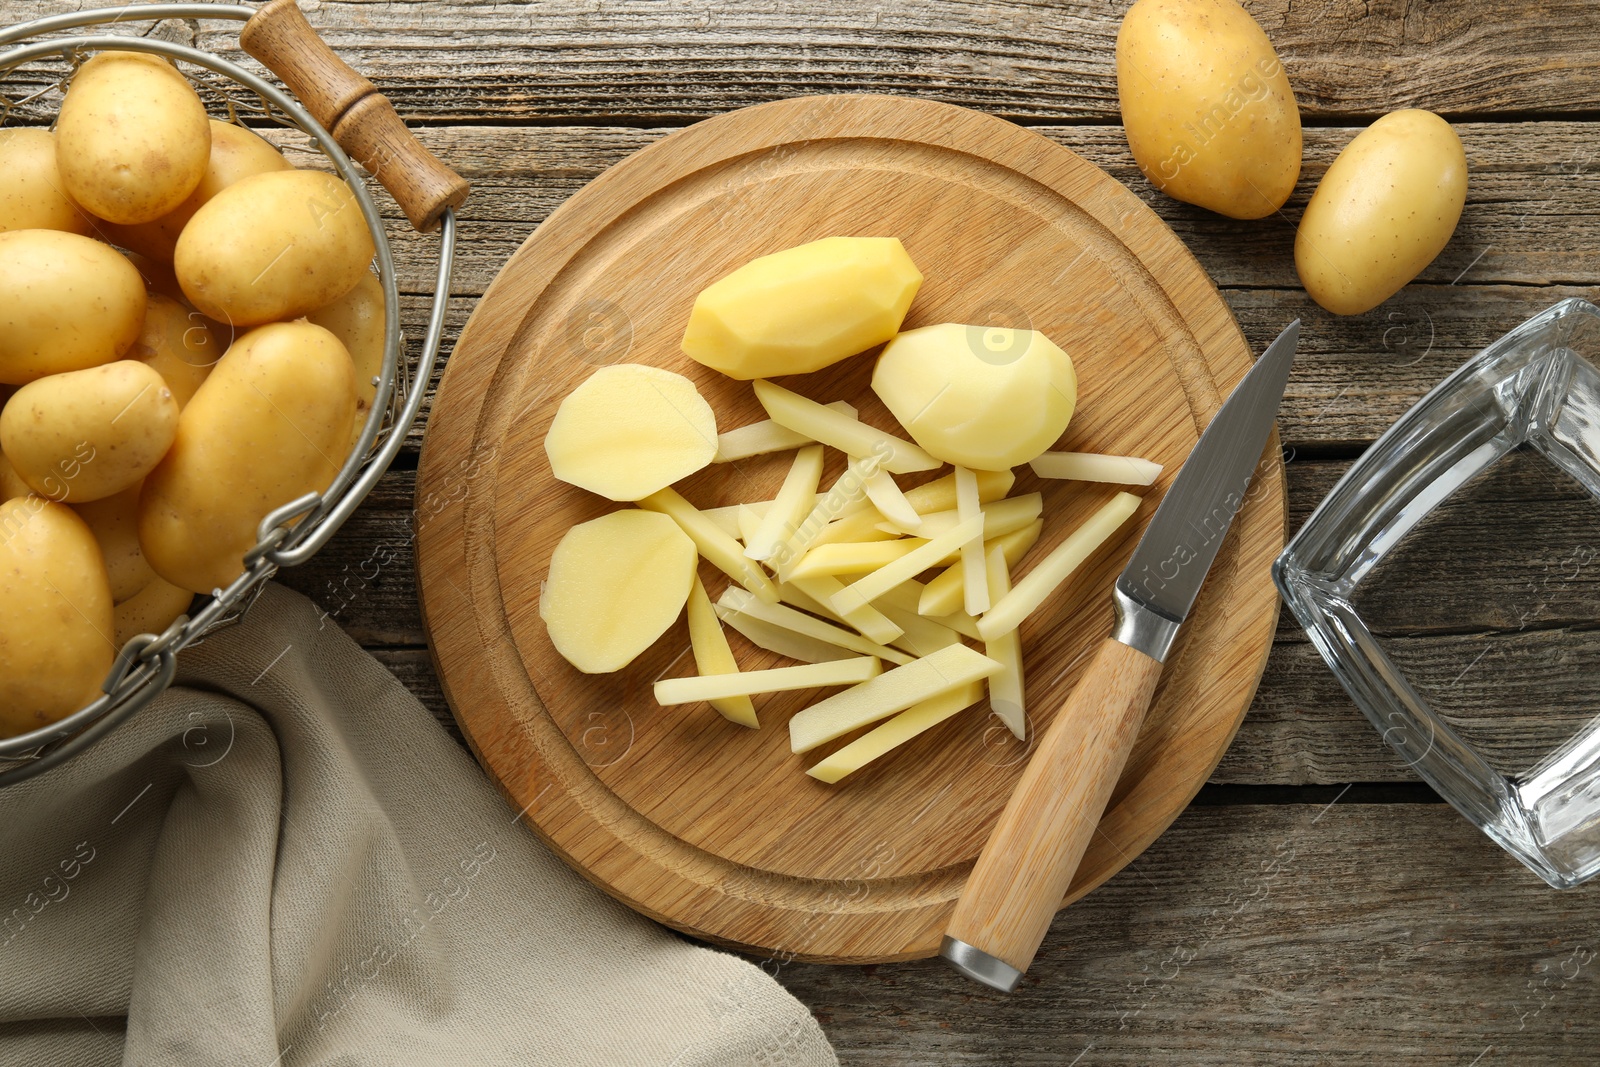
(788, 574), (904, 645)
(875, 580), (982, 639)
(901, 468), (1013, 514)
(977, 491), (1142, 641)
(863, 467), (922, 532)
(1029, 450), (1163, 485)
(685, 574), (758, 728)
(639, 487), (779, 603)
(806, 681), (986, 783)
(918, 519), (1043, 617)
(809, 507), (896, 551)
(776, 455), (876, 580)
(715, 606), (855, 663)
(788, 644), (1004, 753)
(746, 444), (824, 561)
(735, 504), (763, 546)
(714, 400), (857, 462)
(878, 603), (961, 657)
(753, 379), (941, 474)
(786, 538), (925, 582)
(719, 586), (915, 665)
(704, 499), (768, 538)
(982, 543), (1025, 740)
(903, 493), (1043, 540)
(655, 655), (880, 705)
(830, 514), (984, 616)
(954, 466), (990, 616)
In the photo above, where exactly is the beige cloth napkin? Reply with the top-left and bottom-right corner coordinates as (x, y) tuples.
(0, 584), (836, 1067)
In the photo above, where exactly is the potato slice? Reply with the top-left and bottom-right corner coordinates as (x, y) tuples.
(753, 379), (940, 474)
(746, 444), (823, 561)
(654, 656), (880, 705)
(873, 322), (1077, 470)
(788, 644), (1003, 753)
(977, 492), (1141, 641)
(545, 364), (718, 501)
(540, 509), (696, 673)
(806, 681), (985, 783)
(982, 543), (1026, 740)
(682, 237), (923, 379)
(830, 514), (983, 616)
(919, 519), (1043, 617)
(1029, 451), (1163, 486)
(686, 574), (757, 728)
(714, 401), (856, 462)
(639, 487), (778, 603)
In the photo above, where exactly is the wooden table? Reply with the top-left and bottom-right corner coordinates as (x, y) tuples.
(17, 0), (1600, 1061)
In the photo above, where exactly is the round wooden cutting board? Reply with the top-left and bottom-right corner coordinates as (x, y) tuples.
(416, 94), (1285, 964)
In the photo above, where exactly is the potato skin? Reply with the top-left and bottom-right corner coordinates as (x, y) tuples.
(127, 293), (220, 409)
(1117, 0), (1301, 219)
(102, 119), (291, 263)
(56, 51), (211, 226)
(175, 170), (376, 327)
(0, 229), (146, 384)
(114, 574), (194, 648)
(0, 129), (94, 235)
(73, 483), (157, 603)
(0, 498), (114, 737)
(1, 361), (180, 503)
(140, 321), (357, 593)
(1295, 109), (1468, 316)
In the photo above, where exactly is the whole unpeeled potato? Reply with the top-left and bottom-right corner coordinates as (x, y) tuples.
(175, 170), (375, 327)
(114, 574), (194, 648)
(103, 119), (292, 263)
(0, 498), (114, 737)
(1295, 109), (1468, 315)
(140, 321), (357, 593)
(0, 129), (93, 235)
(73, 483), (157, 603)
(127, 293), (220, 409)
(0, 229), (146, 384)
(1117, 0), (1301, 219)
(2, 361), (180, 503)
(55, 51), (212, 226)
(0, 449), (29, 500)
(307, 271), (385, 454)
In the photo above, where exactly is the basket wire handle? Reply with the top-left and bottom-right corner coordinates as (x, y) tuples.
(239, 0), (469, 232)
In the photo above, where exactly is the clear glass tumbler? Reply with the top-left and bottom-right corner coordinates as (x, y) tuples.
(1276, 297), (1600, 887)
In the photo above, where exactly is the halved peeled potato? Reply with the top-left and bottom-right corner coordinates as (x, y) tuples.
(545, 364), (717, 501)
(541, 508), (697, 673)
(873, 322), (1077, 470)
(682, 236), (923, 379)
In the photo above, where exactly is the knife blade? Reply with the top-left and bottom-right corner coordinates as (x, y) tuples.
(941, 320), (1300, 993)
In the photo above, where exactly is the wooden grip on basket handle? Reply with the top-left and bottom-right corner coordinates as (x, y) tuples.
(239, 0), (469, 232)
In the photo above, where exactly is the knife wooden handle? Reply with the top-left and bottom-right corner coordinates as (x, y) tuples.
(944, 637), (1163, 988)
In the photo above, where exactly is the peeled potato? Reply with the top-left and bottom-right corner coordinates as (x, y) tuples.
(114, 575), (193, 648)
(873, 323), (1078, 470)
(0, 129), (94, 235)
(540, 509), (697, 673)
(73, 483), (156, 603)
(0, 498), (114, 736)
(681, 236), (923, 379)
(545, 364), (718, 501)
(1, 361), (180, 502)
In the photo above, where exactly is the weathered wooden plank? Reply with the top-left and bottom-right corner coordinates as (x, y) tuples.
(8, 0), (1600, 123)
(775, 802), (1600, 1065)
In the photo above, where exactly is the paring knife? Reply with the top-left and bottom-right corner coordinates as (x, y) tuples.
(941, 320), (1301, 993)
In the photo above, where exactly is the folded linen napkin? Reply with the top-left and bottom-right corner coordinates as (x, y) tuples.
(0, 584), (836, 1067)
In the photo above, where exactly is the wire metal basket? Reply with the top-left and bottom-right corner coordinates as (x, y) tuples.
(0, 2), (465, 787)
